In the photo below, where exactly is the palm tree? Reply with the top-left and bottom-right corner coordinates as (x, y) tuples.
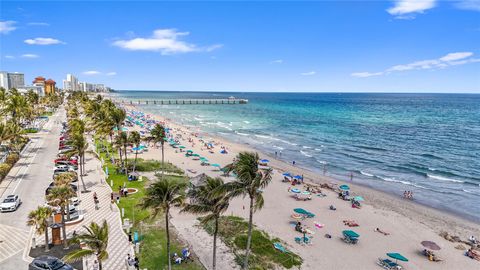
(182, 177), (230, 270)
(111, 107), (126, 163)
(47, 186), (76, 249)
(53, 172), (77, 221)
(63, 220), (109, 270)
(27, 206), (54, 252)
(222, 151), (272, 269)
(121, 131), (129, 175)
(129, 131), (141, 172)
(151, 124), (166, 179)
(66, 132), (88, 192)
(139, 178), (186, 270)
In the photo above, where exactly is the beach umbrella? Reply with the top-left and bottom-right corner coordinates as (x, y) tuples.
(179, 146), (186, 149)
(132, 147), (141, 151)
(339, 184), (350, 191)
(387, 253), (408, 262)
(192, 154), (200, 157)
(294, 175), (302, 180)
(211, 164), (221, 167)
(421, 241), (441, 251)
(187, 150), (193, 153)
(353, 196), (364, 202)
(343, 230), (360, 238)
(290, 188), (301, 194)
(294, 208), (308, 214)
(282, 172), (292, 177)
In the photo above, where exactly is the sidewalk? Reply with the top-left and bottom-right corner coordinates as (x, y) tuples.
(35, 145), (133, 269)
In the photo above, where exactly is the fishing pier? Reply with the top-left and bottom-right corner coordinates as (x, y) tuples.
(109, 97), (248, 105)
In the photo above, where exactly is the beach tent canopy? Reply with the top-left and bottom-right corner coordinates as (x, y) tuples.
(339, 184), (350, 190)
(190, 173), (208, 187)
(421, 241), (441, 251)
(387, 253), (408, 262)
(343, 230), (360, 238)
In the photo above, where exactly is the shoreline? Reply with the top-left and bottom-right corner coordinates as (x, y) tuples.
(117, 99), (480, 233)
(108, 94), (480, 269)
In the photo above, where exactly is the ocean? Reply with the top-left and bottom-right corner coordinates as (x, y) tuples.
(112, 91), (480, 222)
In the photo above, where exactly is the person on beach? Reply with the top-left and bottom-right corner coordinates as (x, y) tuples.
(293, 160), (296, 166)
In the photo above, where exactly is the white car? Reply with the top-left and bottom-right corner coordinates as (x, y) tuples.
(54, 165), (76, 172)
(1, 195), (21, 212)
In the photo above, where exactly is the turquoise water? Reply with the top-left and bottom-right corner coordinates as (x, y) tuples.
(113, 91), (480, 222)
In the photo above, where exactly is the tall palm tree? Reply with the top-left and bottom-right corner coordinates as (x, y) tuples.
(121, 131), (129, 175)
(129, 131), (141, 172)
(139, 178), (186, 270)
(182, 177), (230, 270)
(27, 206), (54, 252)
(47, 186), (76, 249)
(63, 220), (109, 270)
(66, 132), (88, 192)
(151, 124), (166, 179)
(222, 151), (272, 269)
(53, 172), (76, 221)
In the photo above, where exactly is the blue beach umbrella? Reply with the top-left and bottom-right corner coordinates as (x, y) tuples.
(387, 253), (408, 262)
(282, 172), (292, 177)
(339, 184), (350, 191)
(291, 188), (301, 194)
(294, 175), (302, 180)
(260, 159), (269, 163)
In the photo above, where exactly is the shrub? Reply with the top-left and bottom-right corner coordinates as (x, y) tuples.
(5, 153), (20, 165)
(0, 163), (12, 179)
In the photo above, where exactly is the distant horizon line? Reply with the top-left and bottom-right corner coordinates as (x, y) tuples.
(113, 89), (480, 94)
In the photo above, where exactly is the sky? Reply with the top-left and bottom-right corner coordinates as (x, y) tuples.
(0, 0), (479, 92)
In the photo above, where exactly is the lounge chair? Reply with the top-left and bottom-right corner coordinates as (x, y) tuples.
(377, 258), (402, 270)
(273, 242), (288, 253)
(294, 236), (312, 245)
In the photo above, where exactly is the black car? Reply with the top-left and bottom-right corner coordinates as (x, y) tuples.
(45, 182), (78, 195)
(29, 255), (73, 270)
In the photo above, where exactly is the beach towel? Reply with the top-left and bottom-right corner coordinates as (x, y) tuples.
(314, 222), (324, 229)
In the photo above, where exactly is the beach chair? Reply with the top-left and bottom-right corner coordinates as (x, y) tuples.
(342, 230), (360, 244)
(377, 258), (402, 270)
(294, 236), (312, 245)
(273, 242), (288, 253)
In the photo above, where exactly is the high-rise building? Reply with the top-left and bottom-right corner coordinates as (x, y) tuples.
(63, 74), (79, 91)
(7, 72), (25, 89)
(0, 71), (8, 89)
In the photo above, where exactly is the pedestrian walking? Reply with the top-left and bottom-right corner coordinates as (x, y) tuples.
(110, 192), (114, 203)
(92, 260), (99, 270)
(134, 257), (139, 270)
(128, 232), (132, 243)
(116, 195), (120, 204)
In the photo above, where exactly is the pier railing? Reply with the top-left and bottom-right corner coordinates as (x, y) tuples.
(109, 98), (248, 105)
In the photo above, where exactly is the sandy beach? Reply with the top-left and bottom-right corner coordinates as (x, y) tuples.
(120, 101), (480, 270)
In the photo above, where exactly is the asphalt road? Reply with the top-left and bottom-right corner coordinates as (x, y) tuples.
(0, 107), (65, 269)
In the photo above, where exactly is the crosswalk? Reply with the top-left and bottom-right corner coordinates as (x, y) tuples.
(0, 224), (29, 263)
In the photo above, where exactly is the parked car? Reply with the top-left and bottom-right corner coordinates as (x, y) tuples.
(45, 182), (77, 195)
(0, 195), (21, 212)
(54, 160), (78, 169)
(54, 165), (76, 172)
(58, 148), (73, 155)
(54, 157), (78, 165)
(29, 255), (73, 270)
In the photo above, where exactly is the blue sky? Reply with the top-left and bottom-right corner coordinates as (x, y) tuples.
(1, 0), (479, 92)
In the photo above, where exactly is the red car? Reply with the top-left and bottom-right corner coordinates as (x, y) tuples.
(54, 157), (78, 165)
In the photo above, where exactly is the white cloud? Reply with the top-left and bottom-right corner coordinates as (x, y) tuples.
(351, 72), (383, 78)
(0, 21), (16, 34)
(270, 59), (283, 64)
(387, 0), (436, 17)
(301, 71), (316, 76)
(439, 52), (473, 61)
(112, 28), (222, 55)
(106, 72), (117, 76)
(455, 0), (480, 11)
(352, 51), (479, 78)
(5, 55), (15, 59)
(83, 70), (101, 75)
(27, 22), (50, 26)
(21, 54), (39, 58)
(24, 37), (64, 45)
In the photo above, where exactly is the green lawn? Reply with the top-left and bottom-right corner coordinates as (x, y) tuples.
(200, 216), (302, 269)
(95, 139), (204, 270)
